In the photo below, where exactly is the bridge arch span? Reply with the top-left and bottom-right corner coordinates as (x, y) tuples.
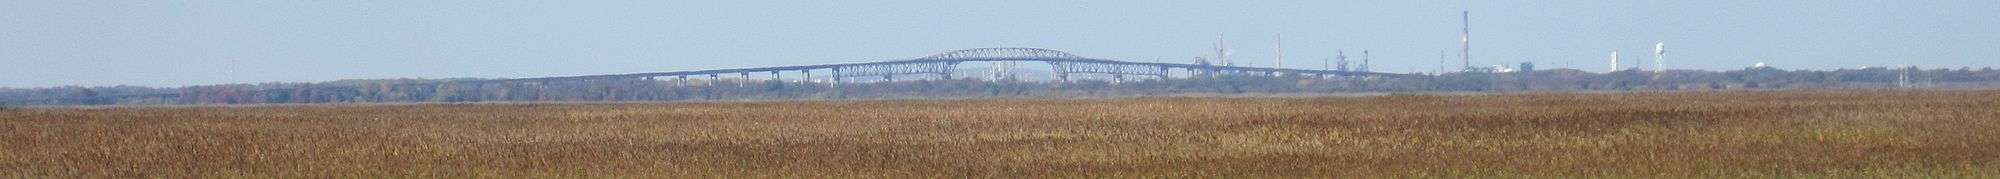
(915, 48), (1085, 61)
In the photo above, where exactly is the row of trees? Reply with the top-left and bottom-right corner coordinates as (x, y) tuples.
(1438, 66), (2000, 91)
(4, 66), (1998, 105)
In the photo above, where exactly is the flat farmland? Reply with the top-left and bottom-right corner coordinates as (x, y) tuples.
(4, 90), (1999, 177)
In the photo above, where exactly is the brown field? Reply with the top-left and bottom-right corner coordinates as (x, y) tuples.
(4, 90), (2000, 178)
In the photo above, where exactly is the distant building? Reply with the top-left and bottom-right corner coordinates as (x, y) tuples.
(1465, 66), (1502, 73)
(1518, 62), (1535, 73)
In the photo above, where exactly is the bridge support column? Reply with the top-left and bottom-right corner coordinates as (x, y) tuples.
(941, 62), (959, 80)
(739, 72), (750, 87)
(678, 76), (688, 86)
(1048, 62), (1069, 83)
(709, 74), (719, 86)
(801, 70), (811, 83)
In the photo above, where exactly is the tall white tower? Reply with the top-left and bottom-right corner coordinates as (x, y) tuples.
(1461, 11), (1471, 71)
(1275, 33), (1284, 68)
(1610, 50), (1621, 72)
(991, 61), (1017, 81)
(1655, 43), (1666, 73)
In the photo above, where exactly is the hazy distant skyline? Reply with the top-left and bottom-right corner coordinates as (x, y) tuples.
(5, 0), (1997, 88)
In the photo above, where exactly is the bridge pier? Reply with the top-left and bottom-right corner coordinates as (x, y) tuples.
(739, 72), (750, 87)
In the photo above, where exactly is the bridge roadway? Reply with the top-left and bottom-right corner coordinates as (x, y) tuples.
(475, 48), (1415, 84)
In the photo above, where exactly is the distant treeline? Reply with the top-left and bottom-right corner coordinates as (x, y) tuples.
(5, 66), (1998, 105)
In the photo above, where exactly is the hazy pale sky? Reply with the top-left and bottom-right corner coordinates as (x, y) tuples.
(4, 0), (1996, 88)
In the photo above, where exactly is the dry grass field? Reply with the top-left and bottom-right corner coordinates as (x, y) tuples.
(4, 90), (1999, 178)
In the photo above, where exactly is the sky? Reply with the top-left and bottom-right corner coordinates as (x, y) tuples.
(3, 0), (1997, 88)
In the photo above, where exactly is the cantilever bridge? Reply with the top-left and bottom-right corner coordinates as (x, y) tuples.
(5, 48), (1419, 105)
(482, 48), (1413, 85)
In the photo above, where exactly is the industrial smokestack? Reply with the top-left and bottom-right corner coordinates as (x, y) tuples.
(1361, 50), (1372, 73)
(1462, 11), (1471, 71)
(1335, 50), (1349, 72)
(1275, 33), (1283, 68)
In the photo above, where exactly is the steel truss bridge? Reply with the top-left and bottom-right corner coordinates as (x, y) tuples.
(482, 48), (1412, 85)
(5, 48), (1417, 104)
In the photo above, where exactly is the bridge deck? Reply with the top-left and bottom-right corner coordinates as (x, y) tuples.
(482, 57), (1414, 84)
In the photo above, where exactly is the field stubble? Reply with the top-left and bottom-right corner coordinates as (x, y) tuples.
(3, 90), (1999, 177)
